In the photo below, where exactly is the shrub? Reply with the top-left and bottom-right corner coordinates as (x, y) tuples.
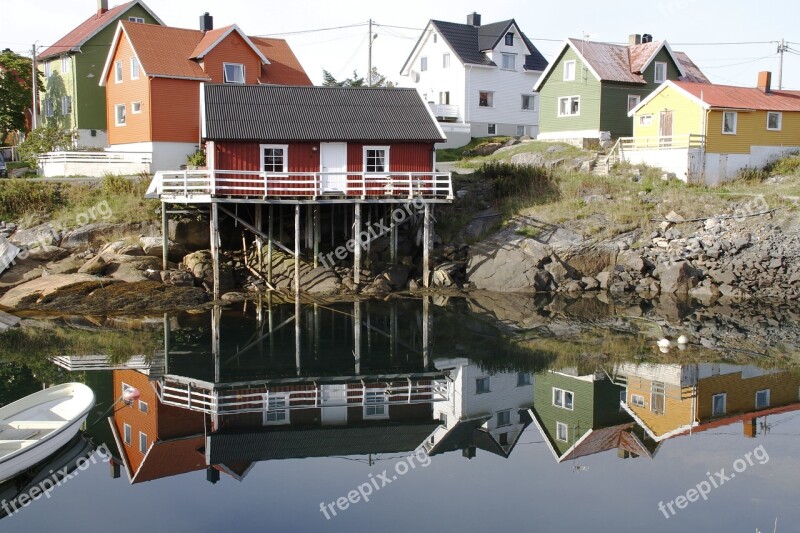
(479, 161), (557, 202)
(766, 153), (800, 176)
(187, 149), (206, 167)
(17, 126), (77, 167)
(0, 179), (63, 219)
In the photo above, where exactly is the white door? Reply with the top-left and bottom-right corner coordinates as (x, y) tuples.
(321, 384), (348, 425)
(320, 143), (348, 193)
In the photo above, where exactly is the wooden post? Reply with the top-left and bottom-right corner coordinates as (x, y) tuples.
(390, 204), (397, 264)
(422, 296), (430, 369)
(423, 203), (431, 288)
(161, 202), (169, 271)
(212, 305), (221, 382)
(353, 300), (361, 375)
(255, 204), (263, 273)
(353, 203), (362, 285)
(294, 205), (301, 295)
(313, 206), (320, 268)
(267, 205), (274, 286)
(295, 297), (301, 376)
(163, 313), (170, 375)
(268, 291), (274, 358)
(210, 202), (220, 300)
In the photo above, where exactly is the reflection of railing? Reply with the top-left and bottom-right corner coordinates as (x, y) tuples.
(619, 134), (706, 151)
(156, 378), (450, 415)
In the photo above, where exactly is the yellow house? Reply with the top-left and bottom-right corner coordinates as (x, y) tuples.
(623, 72), (800, 185)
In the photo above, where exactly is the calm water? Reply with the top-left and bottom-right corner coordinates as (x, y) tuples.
(1, 295), (799, 532)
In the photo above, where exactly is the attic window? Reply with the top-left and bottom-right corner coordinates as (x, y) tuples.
(564, 60), (576, 81)
(128, 16), (145, 23)
(501, 53), (515, 70)
(654, 62), (667, 84)
(505, 33), (514, 46)
(420, 56), (428, 72)
(223, 63), (245, 84)
(433, 33), (437, 43)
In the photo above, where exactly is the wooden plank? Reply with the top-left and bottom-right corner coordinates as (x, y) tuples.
(0, 235), (20, 275)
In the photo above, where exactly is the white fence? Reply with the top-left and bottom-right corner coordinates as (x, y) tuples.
(37, 151), (152, 178)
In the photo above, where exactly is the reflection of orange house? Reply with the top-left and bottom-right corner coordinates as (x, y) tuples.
(617, 364), (800, 441)
(100, 17), (311, 171)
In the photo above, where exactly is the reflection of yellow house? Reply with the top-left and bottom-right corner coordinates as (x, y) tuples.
(615, 364), (800, 441)
(622, 72), (800, 185)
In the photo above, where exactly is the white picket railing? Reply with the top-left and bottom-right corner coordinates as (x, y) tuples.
(619, 134), (707, 151)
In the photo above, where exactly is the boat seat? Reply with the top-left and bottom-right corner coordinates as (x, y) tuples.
(0, 425), (38, 441)
(4, 420), (65, 430)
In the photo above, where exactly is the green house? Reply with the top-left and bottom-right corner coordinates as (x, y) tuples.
(530, 369), (657, 463)
(36, 1), (163, 148)
(533, 35), (708, 144)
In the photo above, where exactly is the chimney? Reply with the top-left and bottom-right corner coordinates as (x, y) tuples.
(758, 71), (772, 93)
(629, 34), (642, 46)
(200, 12), (214, 32)
(642, 34), (654, 44)
(467, 12), (481, 27)
(97, 0), (108, 16)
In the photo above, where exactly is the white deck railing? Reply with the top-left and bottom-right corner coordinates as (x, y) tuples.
(155, 379), (449, 415)
(619, 134), (706, 151)
(146, 169), (454, 201)
(37, 151), (153, 164)
(428, 103), (460, 121)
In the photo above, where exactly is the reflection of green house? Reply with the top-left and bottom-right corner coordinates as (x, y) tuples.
(36, 1), (163, 147)
(530, 370), (655, 463)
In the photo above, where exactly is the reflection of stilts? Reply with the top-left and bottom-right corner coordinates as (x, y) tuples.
(354, 300), (361, 375)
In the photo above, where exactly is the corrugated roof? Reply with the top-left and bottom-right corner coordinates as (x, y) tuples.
(189, 26), (232, 59)
(250, 37), (313, 86)
(203, 84), (446, 142)
(122, 21), (209, 80)
(674, 80), (800, 111)
(674, 52), (710, 83)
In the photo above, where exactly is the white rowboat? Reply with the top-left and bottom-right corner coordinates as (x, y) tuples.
(0, 383), (95, 483)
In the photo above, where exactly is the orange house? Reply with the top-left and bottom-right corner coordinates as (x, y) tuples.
(100, 15), (311, 171)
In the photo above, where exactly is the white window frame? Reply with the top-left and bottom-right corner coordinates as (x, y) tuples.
(61, 95), (72, 115)
(558, 96), (580, 117)
(563, 60), (576, 81)
(61, 56), (70, 74)
(476, 377), (490, 394)
(654, 61), (668, 84)
(364, 390), (389, 419)
(138, 400), (148, 413)
(552, 387), (574, 410)
(138, 431), (148, 453)
(487, 123), (496, 135)
(260, 144), (288, 173)
(521, 94), (535, 111)
(121, 382), (132, 396)
(432, 34), (437, 44)
(363, 146), (390, 174)
(114, 60), (123, 83)
(712, 393), (727, 416)
(628, 95), (641, 112)
(767, 112), (782, 131)
(44, 62), (52, 78)
(420, 56), (428, 72)
(505, 32), (514, 46)
(755, 389), (771, 409)
(496, 409), (511, 427)
(478, 90), (494, 108)
(501, 53), (515, 70)
(631, 394), (645, 407)
(130, 57), (140, 80)
(123, 423), (132, 445)
(639, 114), (653, 126)
(128, 16), (145, 23)
(264, 393), (290, 425)
(722, 111), (738, 135)
(556, 421), (568, 442)
(114, 104), (126, 126)
(442, 53), (450, 69)
(223, 62), (245, 84)
(132, 101), (142, 114)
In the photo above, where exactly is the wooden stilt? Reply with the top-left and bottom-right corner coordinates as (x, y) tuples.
(390, 204), (397, 264)
(255, 204), (263, 274)
(161, 202), (169, 271)
(423, 203), (431, 288)
(353, 300), (361, 375)
(422, 296), (430, 369)
(267, 205), (274, 286)
(295, 297), (301, 376)
(313, 205), (320, 268)
(163, 312), (170, 375)
(354, 203), (362, 285)
(268, 291), (274, 358)
(313, 303), (320, 359)
(294, 205), (301, 295)
(306, 205), (313, 251)
(210, 202), (220, 300)
(331, 204), (335, 248)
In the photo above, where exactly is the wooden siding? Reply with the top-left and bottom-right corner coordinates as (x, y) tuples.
(633, 84), (705, 139)
(150, 78), (200, 143)
(106, 32), (151, 145)
(696, 371), (800, 420)
(706, 109), (800, 154)
(538, 47), (602, 135)
(533, 373), (595, 456)
(200, 31), (263, 84)
(625, 375), (694, 438)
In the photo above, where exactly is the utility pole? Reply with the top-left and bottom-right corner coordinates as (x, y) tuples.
(777, 38), (788, 90)
(367, 19), (373, 87)
(31, 44), (38, 129)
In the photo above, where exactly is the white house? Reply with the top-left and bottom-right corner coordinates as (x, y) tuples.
(400, 13), (548, 148)
(424, 357), (535, 459)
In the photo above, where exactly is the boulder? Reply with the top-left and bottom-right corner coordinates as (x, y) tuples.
(379, 265), (410, 290)
(296, 266), (339, 294)
(510, 152), (545, 167)
(544, 259), (571, 285)
(10, 223), (61, 248)
(431, 270), (455, 288)
(0, 273), (108, 308)
(25, 245), (69, 262)
(161, 270), (195, 287)
(183, 250), (235, 291)
(168, 219), (210, 250)
(467, 245), (551, 292)
(617, 250), (646, 274)
(78, 255), (107, 275)
(140, 236), (186, 263)
(655, 262), (700, 294)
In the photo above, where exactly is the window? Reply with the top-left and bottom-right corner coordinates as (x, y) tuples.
(439, 91), (450, 105)
(265, 394), (289, 424)
(123, 423), (131, 445)
(114, 104), (126, 126)
(654, 61), (667, 83)
(505, 33), (514, 46)
(364, 390), (387, 418)
(501, 53), (515, 70)
(712, 393), (727, 416)
(476, 377), (490, 394)
(628, 95), (641, 112)
(440, 413), (447, 428)
(487, 123), (496, 135)
(631, 394), (645, 407)
(61, 56), (70, 73)
(128, 16), (145, 23)
(44, 62), (51, 78)
(553, 388), (574, 410)
(516, 125), (526, 136)
(364, 146), (389, 173)
(223, 62), (245, 84)
(114, 60), (123, 83)
(420, 56), (428, 71)
(138, 432), (148, 453)
(558, 96), (580, 117)
(496, 410), (511, 427)
(651, 381), (665, 415)
(521, 94), (535, 110)
(639, 114), (653, 126)
(767, 112), (782, 131)
(130, 57), (140, 80)
(564, 60), (576, 81)
(756, 389), (771, 409)
(261, 144), (288, 172)
(517, 372), (532, 387)
(499, 432), (509, 446)
(44, 99), (54, 117)
(132, 101), (141, 114)
(443, 53), (450, 68)
(479, 91), (493, 107)
(432, 34), (437, 43)
(556, 422), (568, 442)
(138, 400), (148, 413)
(723, 111), (738, 134)
(61, 95), (72, 115)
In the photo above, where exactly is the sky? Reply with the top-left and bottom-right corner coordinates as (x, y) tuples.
(2, 0), (800, 89)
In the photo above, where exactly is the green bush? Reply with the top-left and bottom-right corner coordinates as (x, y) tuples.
(479, 161), (557, 202)
(0, 179), (63, 219)
(17, 126), (77, 167)
(187, 149), (206, 167)
(766, 154), (800, 176)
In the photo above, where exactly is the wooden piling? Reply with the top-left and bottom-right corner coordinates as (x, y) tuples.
(423, 203), (431, 288)
(294, 205), (301, 295)
(210, 202), (220, 300)
(267, 205), (274, 286)
(354, 203), (362, 285)
(313, 206), (320, 268)
(161, 202), (168, 271)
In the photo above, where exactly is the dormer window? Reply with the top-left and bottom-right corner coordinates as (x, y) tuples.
(505, 33), (514, 46)
(224, 63), (245, 84)
(128, 16), (145, 23)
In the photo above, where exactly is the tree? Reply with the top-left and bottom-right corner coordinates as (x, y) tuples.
(0, 49), (40, 145)
(18, 126), (77, 167)
(321, 67), (396, 88)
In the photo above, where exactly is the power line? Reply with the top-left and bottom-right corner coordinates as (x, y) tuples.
(699, 54), (777, 70)
(254, 21), (369, 38)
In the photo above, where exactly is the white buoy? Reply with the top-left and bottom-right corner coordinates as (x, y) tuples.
(677, 335), (689, 345)
(657, 338), (671, 350)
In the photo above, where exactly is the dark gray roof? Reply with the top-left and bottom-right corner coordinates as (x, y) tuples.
(203, 84), (445, 142)
(208, 421), (440, 463)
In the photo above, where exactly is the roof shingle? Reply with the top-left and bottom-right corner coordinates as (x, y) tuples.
(674, 80), (800, 111)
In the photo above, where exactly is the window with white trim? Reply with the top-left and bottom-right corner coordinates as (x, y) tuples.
(114, 104), (126, 126)
(264, 394), (289, 424)
(553, 387), (574, 410)
(564, 60), (576, 81)
(756, 389), (770, 409)
(476, 377), (490, 394)
(628, 95), (641, 112)
(44, 99), (54, 117)
(128, 16), (145, 23)
(114, 60), (123, 83)
(44, 62), (52, 78)
(487, 123), (496, 135)
(521, 94), (535, 110)
(420, 56), (428, 72)
(723, 111), (738, 134)
(639, 114), (653, 126)
(364, 146), (389, 173)
(130, 57), (140, 80)
(651, 381), (665, 415)
(132, 101), (141, 114)
(442, 53), (450, 68)
(654, 62), (668, 83)
(767, 112), (782, 131)
(439, 91), (450, 105)
(61, 56), (70, 73)
(440, 413), (447, 427)
(505, 33), (514, 46)
(123, 423), (131, 445)
(139, 431), (148, 453)
(556, 422), (568, 442)
(501, 53), (515, 70)
(261, 144), (288, 172)
(496, 410), (511, 427)
(631, 394), (645, 407)
(61, 95), (72, 115)
(712, 393), (727, 416)
(364, 390), (388, 418)
(479, 91), (493, 107)
(223, 62), (245, 84)
(138, 400), (148, 413)
(558, 96), (580, 116)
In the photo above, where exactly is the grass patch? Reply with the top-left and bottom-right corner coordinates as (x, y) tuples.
(436, 136), (512, 162)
